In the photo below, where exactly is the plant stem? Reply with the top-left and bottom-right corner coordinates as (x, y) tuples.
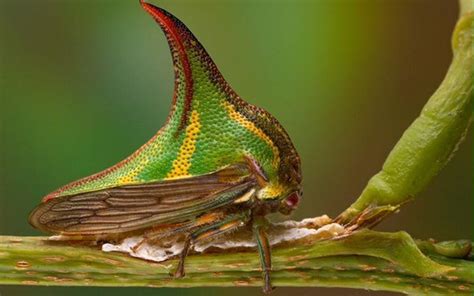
(0, 230), (472, 295)
(336, 1), (473, 224)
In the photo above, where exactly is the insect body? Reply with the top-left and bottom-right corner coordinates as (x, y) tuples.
(29, 1), (302, 293)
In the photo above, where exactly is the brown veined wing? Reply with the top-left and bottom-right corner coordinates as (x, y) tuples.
(28, 164), (257, 237)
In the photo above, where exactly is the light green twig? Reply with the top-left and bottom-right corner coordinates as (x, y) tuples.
(0, 231), (472, 295)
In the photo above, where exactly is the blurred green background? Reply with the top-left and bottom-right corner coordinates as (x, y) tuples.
(0, 0), (471, 295)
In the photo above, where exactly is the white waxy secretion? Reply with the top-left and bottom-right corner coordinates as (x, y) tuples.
(100, 215), (345, 263)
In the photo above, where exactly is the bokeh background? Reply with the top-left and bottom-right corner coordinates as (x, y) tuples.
(0, 0), (471, 295)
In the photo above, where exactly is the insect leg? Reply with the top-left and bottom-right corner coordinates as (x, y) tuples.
(174, 211), (251, 278)
(132, 212), (225, 252)
(174, 235), (191, 278)
(131, 223), (184, 252)
(253, 217), (273, 294)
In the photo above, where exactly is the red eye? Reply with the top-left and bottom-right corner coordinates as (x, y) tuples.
(285, 192), (300, 209)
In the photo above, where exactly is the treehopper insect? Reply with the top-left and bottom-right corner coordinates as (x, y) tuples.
(29, 1), (302, 293)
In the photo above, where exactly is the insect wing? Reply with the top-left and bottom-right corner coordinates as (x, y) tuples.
(29, 164), (256, 236)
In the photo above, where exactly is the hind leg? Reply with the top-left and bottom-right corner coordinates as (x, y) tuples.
(174, 212), (250, 278)
(131, 212), (225, 253)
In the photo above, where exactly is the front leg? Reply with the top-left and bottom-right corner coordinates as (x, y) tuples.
(253, 216), (273, 294)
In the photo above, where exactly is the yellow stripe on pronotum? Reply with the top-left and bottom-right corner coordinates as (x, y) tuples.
(116, 158), (150, 185)
(167, 110), (201, 179)
(258, 182), (287, 200)
(222, 101), (280, 167)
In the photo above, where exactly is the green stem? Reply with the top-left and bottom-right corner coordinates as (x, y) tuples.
(337, 4), (473, 224)
(459, 0), (471, 16)
(0, 231), (472, 295)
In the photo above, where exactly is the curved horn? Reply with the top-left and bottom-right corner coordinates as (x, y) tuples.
(140, 0), (228, 131)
